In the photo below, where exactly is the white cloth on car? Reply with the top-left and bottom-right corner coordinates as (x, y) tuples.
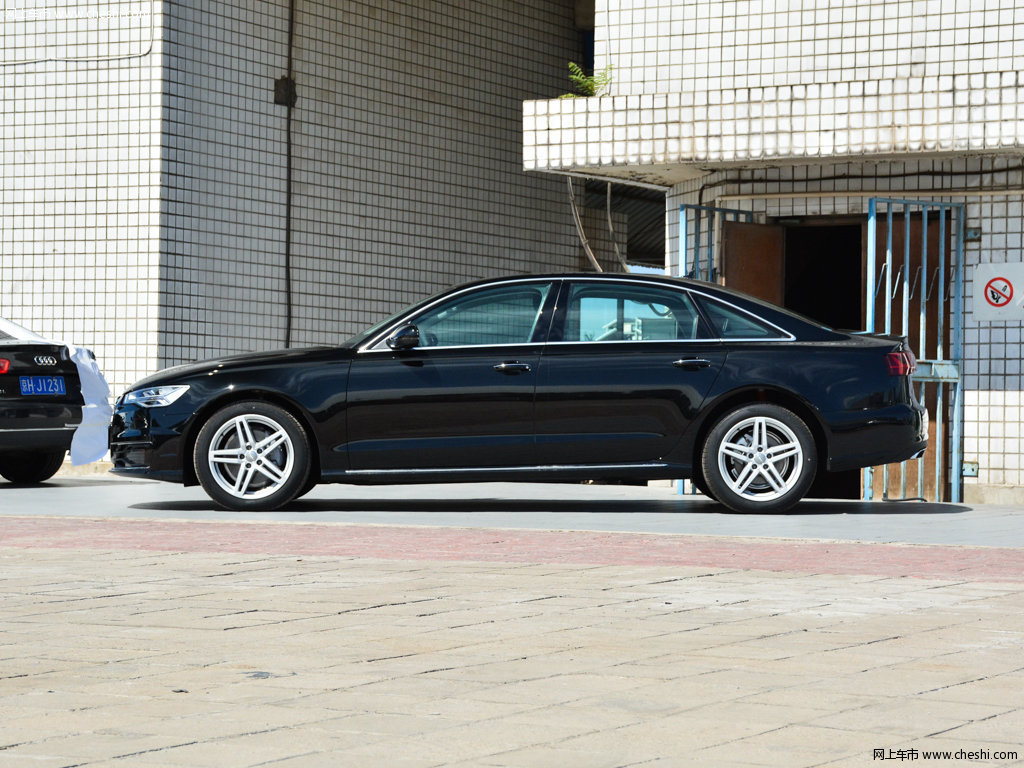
(66, 343), (112, 466)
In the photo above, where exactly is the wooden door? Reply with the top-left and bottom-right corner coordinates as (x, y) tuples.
(721, 221), (785, 304)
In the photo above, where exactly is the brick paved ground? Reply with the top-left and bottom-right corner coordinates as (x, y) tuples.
(3, 515), (1024, 582)
(2, 515), (1023, 767)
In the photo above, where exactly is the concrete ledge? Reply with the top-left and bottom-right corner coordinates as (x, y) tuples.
(57, 459), (113, 477)
(964, 483), (1024, 505)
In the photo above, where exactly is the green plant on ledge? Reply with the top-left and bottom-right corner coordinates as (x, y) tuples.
(560, 61), (613, 98)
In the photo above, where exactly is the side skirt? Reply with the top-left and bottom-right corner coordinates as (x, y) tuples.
(321, 462), (688, 486)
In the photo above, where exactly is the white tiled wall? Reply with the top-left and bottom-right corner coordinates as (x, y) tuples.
(160, 0), (584, 365)
(1, 0), (163, 396)
(598, 0), (1024, 96)
(4, 0), (584, 396)
(666, 157), (1024, 492)
(525, 1), (1024, 180)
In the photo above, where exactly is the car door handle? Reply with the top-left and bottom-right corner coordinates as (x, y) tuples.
(673, 358), (712, 370)
(493, 361), (532, 374)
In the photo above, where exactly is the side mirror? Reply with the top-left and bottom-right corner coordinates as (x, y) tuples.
(386, 324), (420, 351)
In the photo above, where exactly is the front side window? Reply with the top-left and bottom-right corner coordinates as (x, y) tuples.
(412, 282), (552, 347)
(563, 283), (708, 342)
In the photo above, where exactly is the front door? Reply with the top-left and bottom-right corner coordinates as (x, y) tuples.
(533, 279), (725, 466)
(346, 280), (556, 470)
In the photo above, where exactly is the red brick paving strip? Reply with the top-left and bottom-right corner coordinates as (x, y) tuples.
(2, 515), (1024, 582)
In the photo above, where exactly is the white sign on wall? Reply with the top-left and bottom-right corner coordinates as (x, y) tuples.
(972, 263), (1024, 322)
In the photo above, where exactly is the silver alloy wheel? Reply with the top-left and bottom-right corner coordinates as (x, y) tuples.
(206, 414), (295, 500)
(716, 415), (804, 502)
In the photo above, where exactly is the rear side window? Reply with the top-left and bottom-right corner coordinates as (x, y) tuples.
(698, 297), (788, 340)
(563, 283), (709, 342)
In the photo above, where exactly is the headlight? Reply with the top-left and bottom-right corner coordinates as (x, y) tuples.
(122, 385), (190, 408)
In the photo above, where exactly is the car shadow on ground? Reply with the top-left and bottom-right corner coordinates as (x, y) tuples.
(127, 496), (970, 516)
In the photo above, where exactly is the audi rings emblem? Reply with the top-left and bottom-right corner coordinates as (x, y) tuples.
(34, 355), (58, 366)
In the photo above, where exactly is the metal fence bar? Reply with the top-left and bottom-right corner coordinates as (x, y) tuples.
(951, 205), (966, 503)
(865, 198), (965, 504)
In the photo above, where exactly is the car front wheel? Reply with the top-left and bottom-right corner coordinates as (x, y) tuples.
(701, 404), (816, 513)
(0, 450), (65, 484)
(194, 401), (310, 511)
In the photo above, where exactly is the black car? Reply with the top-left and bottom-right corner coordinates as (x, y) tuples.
(0, 318), (86, 483)
(109, 274), (927, 513)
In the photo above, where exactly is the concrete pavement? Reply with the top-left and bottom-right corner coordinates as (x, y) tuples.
(1, 478), (1023, 767)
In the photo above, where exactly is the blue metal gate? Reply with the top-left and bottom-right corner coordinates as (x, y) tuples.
(864, 198), (966, 503)
(678, 204), (754, 281)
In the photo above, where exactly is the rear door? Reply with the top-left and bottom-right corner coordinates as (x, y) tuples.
(532, 279), (726, 465)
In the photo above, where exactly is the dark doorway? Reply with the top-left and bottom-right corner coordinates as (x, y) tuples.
(784, 222), (863, 499)
(783, 224), (862, 330)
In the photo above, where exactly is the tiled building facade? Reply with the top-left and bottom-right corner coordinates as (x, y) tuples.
(2, 0), (588, 396)
(525, 0), (1024, 502)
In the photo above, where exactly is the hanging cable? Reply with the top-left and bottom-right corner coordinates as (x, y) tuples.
(568, 177), (602, 272)
(281, 0), (297, 347)
(605, 182), (629, 272)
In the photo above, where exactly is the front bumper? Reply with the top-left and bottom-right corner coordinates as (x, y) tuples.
(108, 400), (193, 483)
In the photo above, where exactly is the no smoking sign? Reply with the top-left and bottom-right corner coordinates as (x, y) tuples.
(985, 276), (1013, 307)
(974, 263), (1024, 321)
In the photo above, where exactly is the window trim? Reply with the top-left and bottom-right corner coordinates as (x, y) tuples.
(693, 293), (795, 342)
(548, 277), (795, 345)
(359, 278), (560, 353)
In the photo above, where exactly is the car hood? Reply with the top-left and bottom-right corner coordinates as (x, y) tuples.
(125, 345), (352, 392)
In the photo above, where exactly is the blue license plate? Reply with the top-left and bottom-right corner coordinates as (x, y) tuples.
(20, 375), (66, 396)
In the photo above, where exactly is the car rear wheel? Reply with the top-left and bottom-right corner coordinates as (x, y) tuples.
(0, 450), (65, 484)
(701, 404), (816, 514)
(194, 401), (310, 511)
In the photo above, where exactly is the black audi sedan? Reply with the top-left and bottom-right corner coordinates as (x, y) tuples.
(109, 274), (926, 513)
(0, 318), (86, 483)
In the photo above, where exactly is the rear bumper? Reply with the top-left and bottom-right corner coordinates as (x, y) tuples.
(825, 403), (928, 472)
(0, 426), (76, 453)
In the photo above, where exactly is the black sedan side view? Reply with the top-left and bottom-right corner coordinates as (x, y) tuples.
(0, 318), (85, 483)
(109, 274), (927, 513)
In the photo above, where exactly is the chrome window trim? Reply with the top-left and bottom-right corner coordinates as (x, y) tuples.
(358, 277), (558, 353)
(563, 276), (796, 343)
(358, 342), (545, 355)
(356, 275), (796, 353)
(694, 292), (795, 342)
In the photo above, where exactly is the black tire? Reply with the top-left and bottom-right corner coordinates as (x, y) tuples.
(689, 464), (718, 500)
(294, 472), (319, 500)
(193, 401), (311, 511)
(701, 404), (816, 514)
(0, 450), (66, 484)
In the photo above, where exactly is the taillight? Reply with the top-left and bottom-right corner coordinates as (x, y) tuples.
(885, 351), (916, 376)
(0, 359), (9, 374)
